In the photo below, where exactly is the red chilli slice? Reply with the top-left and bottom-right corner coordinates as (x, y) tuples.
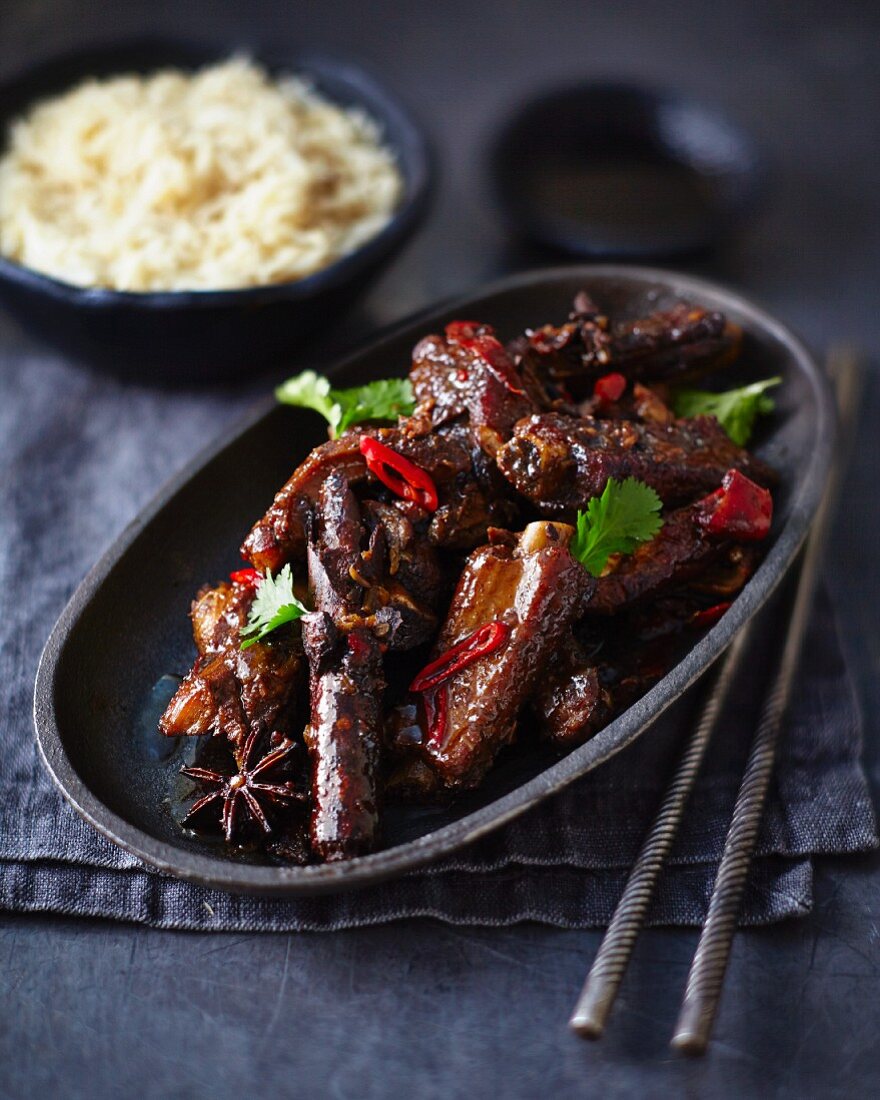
(696, 470), (773, 542)
(593, 371), (627, 405)
(230, 567), (261, 587)
(445, 320), (526, 396)
(359, 436), (439, 512)
(690, 601), (732, 629)
(422, 686), (449, 749)
(410, 620), (511, 747)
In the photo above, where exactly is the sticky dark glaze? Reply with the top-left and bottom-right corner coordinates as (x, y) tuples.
(159, 578), (304, 761)
(242, 434), (369, 574)
(391, 522), (594, 788)
(586, 498), (728, 615)
(532, 641), (614, 748)
(300, 475), (387, 858)
(162, 288), (778, 864)
(515, 296), (742, 394)
(302, 618), (383, 861)
(496, 410), (774, 516)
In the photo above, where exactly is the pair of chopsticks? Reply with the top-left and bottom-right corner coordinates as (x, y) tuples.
(569, 349), (861, 1055)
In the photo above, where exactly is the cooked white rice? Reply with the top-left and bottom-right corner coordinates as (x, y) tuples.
(0, 58), (403, 292)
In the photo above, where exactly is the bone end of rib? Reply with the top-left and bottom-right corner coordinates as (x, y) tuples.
(519, 520), (575, 555)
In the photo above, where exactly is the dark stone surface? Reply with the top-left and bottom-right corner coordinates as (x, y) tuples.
(1, 1), (878, 1096)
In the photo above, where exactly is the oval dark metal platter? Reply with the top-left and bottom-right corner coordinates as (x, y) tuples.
(34, 266), (835, 895)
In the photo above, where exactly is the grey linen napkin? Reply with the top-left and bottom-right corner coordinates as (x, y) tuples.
(0, 347), (876, 931)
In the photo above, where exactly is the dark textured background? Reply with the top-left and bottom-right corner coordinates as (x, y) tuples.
(1, 1), (879, 1096)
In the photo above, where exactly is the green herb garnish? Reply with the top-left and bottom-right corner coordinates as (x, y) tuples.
(240, 565), (308, 649)
(672, 377), (781, 446)
(275, 370), (415, 438)
(570, 477), (664, 578)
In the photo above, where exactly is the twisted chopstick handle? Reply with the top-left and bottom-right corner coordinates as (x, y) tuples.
(671, 349), (861, 1055)
(570, 626), (750, 1038)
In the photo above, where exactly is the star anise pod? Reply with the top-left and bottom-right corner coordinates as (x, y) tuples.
(181, 729), (306, 843)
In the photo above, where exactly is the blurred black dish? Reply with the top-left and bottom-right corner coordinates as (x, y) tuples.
(490, 82), (763, 261)
(0, 39), (432, 383)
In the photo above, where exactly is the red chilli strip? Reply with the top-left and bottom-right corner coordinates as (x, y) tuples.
(690, 601), (732, 630)
(411, 621), (511, 748)
(593, 371), (627, 405)
(359, 436), (439, 512)
(422, 686), (449, 749)
(445, 320), (526, 396)
(696, 470), (773, 542)
(230, 567), (261, 587)
(410, 620), (511, 694)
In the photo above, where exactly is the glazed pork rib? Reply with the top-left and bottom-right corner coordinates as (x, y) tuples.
(302, 473), (386, 859)
(302, 470), (449, 858)
(584, 472), (771, 616)
(531, 637), (615, 749)
(410, 321), (540, 437)
(302, 614), (384, 861)
(534, 471), (773, 746)
(496, 411), (774, 516)
(159, 576), (304, 762)
(514, 295), (742, 393)
(243, 419), (519, 572)
(391, 521), (593, 789)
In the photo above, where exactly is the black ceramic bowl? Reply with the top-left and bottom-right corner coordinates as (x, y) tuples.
(0, 39), (432, 383)
(490, 82), (763, 260)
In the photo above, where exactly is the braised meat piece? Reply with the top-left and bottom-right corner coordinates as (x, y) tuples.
(587, 472), (772, 616)
(302, 616), (383, 861)
(409, 333), (472, 428)
(496, 411), (774, 516)
(579, 379), (676, 425)
(610, 305), (741, 381)
(159, 576), (304, 761)
(243, 418), (519, 571)
(586, 502), (724, 616)
(360, 422), (518, 551)
(242, 434), (368, 574)
(510, 291), (612, 385)
(531, 636), (613, 749)
(516, 296), (741, 394)
(360, 499), (445, 601)
(305, 472), (439, 649)
(420, 425), (519, 550)
(535, 547), (764, 750)
(532, 631), (672, 750)
(442, 321), (540, 454)
(390, 521), (593, 789)
(303, 475), (387, 859)
(410, 322), (542, 437)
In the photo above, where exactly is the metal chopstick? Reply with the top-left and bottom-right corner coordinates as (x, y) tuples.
(671, 349), (862, 1055)
(569, 625), (753, 1038)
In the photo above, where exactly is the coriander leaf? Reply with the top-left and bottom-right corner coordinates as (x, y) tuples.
(275, 371), (341, 434)
(570, 477), (664, 578)
(335, 377), (415, 433)
(673, 377), (781, 446)
(275, 371), (414, 437)
(240, 565), (308, 649)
